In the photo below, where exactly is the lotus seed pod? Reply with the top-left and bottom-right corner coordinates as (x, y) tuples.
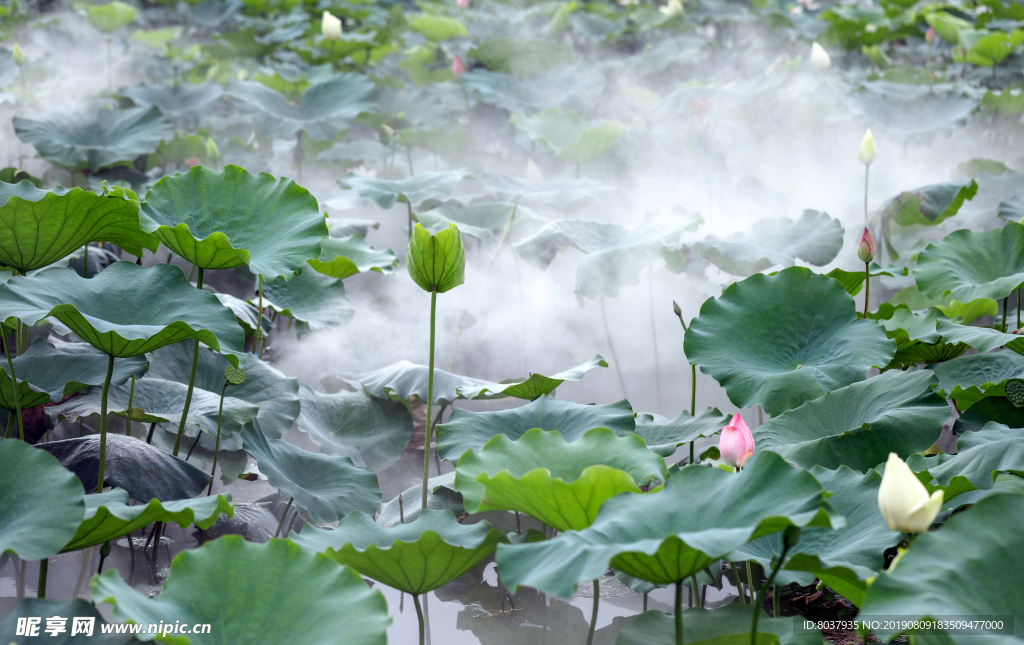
(1006, 379), (1024, 407)
(407, 223), (466, 294)
(225, 365), (246, 385)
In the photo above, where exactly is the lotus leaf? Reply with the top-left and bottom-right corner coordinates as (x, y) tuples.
(928, 423), (1024, 491)
(512, 108), (628, 165)
(140, 165), (328, 279)
(37, 434), (212, 501)
(496, 451), (839, 598)
(93, 536), (390, 645)
(915, 223), (1024, 303)
(754, 369), (948, 471)
(415, 201), (547, 242)
(342, 361), (495, 406)
(408, 14), (467, 41)
(86, 1), (136, 31)
(454, 427), (667, 531)
(292, 509), (507, 594)
(241, 419), (381, 524)
(456, 355), (607, 400)
(308, 234), (397, 279)
(340, 169), (472, 209)
(684, 267), (896, 416)
(0, 182), (157, 272)
(618, 604), (823, 645)
(376, 472), (464, 528)
(0, 439), (84, 559)
(258, 269), (353, 329)
(881, 180), (977, 228)
(14, 106), (173, 171)
(407, 222), (465, 293)
(215, 292), (274, 336)
(297, 385), (413, 471)
(859, 493), (1024, 643)
(633, 407), (731, 457)
(62, 488), (233, 552)
(929, 351), (1024, 409)
(952, 396), (1024, 435)
(0, 599), (138, 644)
(826, 263), (909, 297)
(934, 320), (1024, 354)
(478, 172), (612, 211)
(436, 396), (636, 461)
(122, 82), (224, 118)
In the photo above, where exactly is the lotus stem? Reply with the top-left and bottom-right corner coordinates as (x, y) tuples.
(105, 36), (112, 92)
(398, 493), (405, 523)
(413, 593), (425, 645)
(1017, 289), (1021, 330)
(599, 297), (629, 400)
(750, 541), (793, 645)
(82, 243), (89, 278)
(173, 268), (204, 456)
(447, 328), (461, 373)
(586, 579), (599, 645)
(274, 496), (294, 538)
(863, 164), (870, 222)
(648, 265), (663, 410)
(96, 353), (115, 494)
(295, 131), (304, 183)
(125, 374), (136, 438)
(407, 202), (414, 237)
(690, 574), (700, 608)
(864, 261), (870, 318)
(207, 381), (229, 496)
(2, 332), (24, 441)
(675, 580), (684, 645)
(4, 413), (14, 439)
(254, 274), (265, 357)
(488, 204), (517, 268)
(746, 561), (755, 599)
(1003, 296), (1009, 332)
(146, 421), (156, 444)
(421, 290), (438, 510)
(773, 584), (779, 617)
(37, 558), (47, 599)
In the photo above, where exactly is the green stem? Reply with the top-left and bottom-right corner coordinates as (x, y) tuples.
(447, 329), (461, 373)
(750, 542), (793, 645)
(1003, 296), (1009, 332)
(407, 202), (414, 238)
(488, 204), (517, 268)
(1017, 289), (1021, 330)
(2, 332), (24, 441)
(254, 274), (264, 355)
(37, 558), (47, 599)
(690, 364), (696, 416)
(746, 561), (755, 601)
(772, 584), (779, 618)
(690, 574), (700, 608)
(421, 290), (437, 510)
(413, 593), (425, 645)
(586, 579), (599, 645)
(274, 496), (294, 538)
(207, 381), (228, 496)
(599, 297), (628, 400)
(125, 374), (136, 438)
(173, 268), (204, 456)
(864, 262), (870, 318)
(675, 580), (684, 645)
(4, 412), (14, 438)
(97, 353), (115, 493)
(863, 163), (870, 222)
(82, 243), (89, 278)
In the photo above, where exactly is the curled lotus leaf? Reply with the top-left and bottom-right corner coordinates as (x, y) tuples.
(915, 222), (1024, 303)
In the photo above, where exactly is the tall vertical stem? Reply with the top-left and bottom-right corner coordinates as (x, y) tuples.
(3, 332), (24, 441)
(413, 593), (425, 645)
(600, 297), (628, 400)
(37, 558), (47, 599)
(124, 374), (136, 438)
(1017, 289), (1021, 330)
(254, 275), (265, 356)
(173, 268), (204, 456)
(274, 496), (294, 538)
(864, 262), (870, 317)
(751, 542), (792, 645)
(863, 164), (870, 221)
(675, 580), (684, 645)
(421, 290), (437, 510)
(82, 243), (89, 278)
(96, 353), (115, 493)
(586, 579), (599, 645)
(1002, 296), (1009, 332)
(690, 574), (700, 608)
(207, 381), (228, 496)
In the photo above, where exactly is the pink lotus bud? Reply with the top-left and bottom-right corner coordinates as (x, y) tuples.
(720, 413), (755, 468)
(185, 157), (200, 166)
(457, 0), (469, 7)
(858, 227), (875, 263)
(925, 27), (936, 44)
(452, 54), (466, 76)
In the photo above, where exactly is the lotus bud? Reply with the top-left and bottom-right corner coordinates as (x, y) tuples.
(205, 136), (220, 160)
(12, 43), (25, 67)
(877, 453), (944, 533)
(810, 42), (830, 71)
(659, 0), (683, 17)
(672, 300), (682, 317)
(456, 0), (469, 7)
(858, 227), (875, 263)
(322, 11), (342, 41)
(925, 27), (936, 44)
(407, 223), (466, 294)
(719, 413), (755, 468)
(452, 54), (466, 76)
(858, 128), (876, 166)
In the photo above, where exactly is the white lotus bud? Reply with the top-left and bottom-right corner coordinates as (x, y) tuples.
(810, 42), (831, 71)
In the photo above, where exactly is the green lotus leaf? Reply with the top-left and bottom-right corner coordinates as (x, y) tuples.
(227, 74), (376, 140)
(966, 31), (1023, 66)
(407, 222), (466, 293)
(376, 472), (464, 528)
(37, 434), (212, 502)
(0, 439), (84, 559)
(454, 427), (667, 531)
(241, 419), (381, 524)
(297, 385), (413, 471)
(618, 604), (822, 645)
(859, 494), (1024, 643)
(340, 169), (472, 209)
(0, 339), (147, 411)
(140, 165), (328, 278)
(122, 82), (224, 118)
(14, 106), (173, 171)
(415, 202), (547, 242)
(147, 343), (297, 438)
(317, 139), (392, 165)
(928, 423), (1024, 491)
(952, 396), (1024, 436)
(928, 351), (1024, 410)
(934, 319), (1024, 354)
(62, 488), (233, 553)
(49, 376), (259, 449)
(0, 262), (243, 359)
(889, 285), (996, 325)
(93, 536), (390, 645)
(478, 172), (611, 211)
(340, 360), (496, 406)
(308, 234), (397, 279)
(916, 223), (1024, 304)
(86, 1), (136, 32)
(633, 407), (730, 457)
(215, 291), (275, 336)
(0, 182), (158, 272)
(408, 14), (467, 40)
(754, 369), (948, 471)
(881, 180), (977, 228)
(258, 269), (353, 329)
(496, 451), (840, 598)
(511, 108), (627, 165)
(689, 210), (844, 277)
(826, 263), (909, 297)
(941, 473), (1024, 514)
(292, 509), (507, 594)
(684, 267), (896, 416)
(456, 355), (607, 400)
(0, 599), (138, 644)
(436, 396), (636, 462)
(730, 466), (898, 607)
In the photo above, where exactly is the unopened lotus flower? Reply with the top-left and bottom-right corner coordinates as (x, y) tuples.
(858, 227), (875, 263)
(878, 453), (943, 533)
(322, 11), (342, 41)
(858, 128), (876, 165)
(660, 0), (683, 17)
(456, 0), (469, 7)
(810, 42), (831, 70)
(12, 44), (24, 67)
(925, 27), (936, 44)
(719, 413), (754, 467)
(452, 54), (466, 76)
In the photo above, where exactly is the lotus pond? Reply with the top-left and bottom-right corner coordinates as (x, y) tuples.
(1, 0), (1024, 642)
